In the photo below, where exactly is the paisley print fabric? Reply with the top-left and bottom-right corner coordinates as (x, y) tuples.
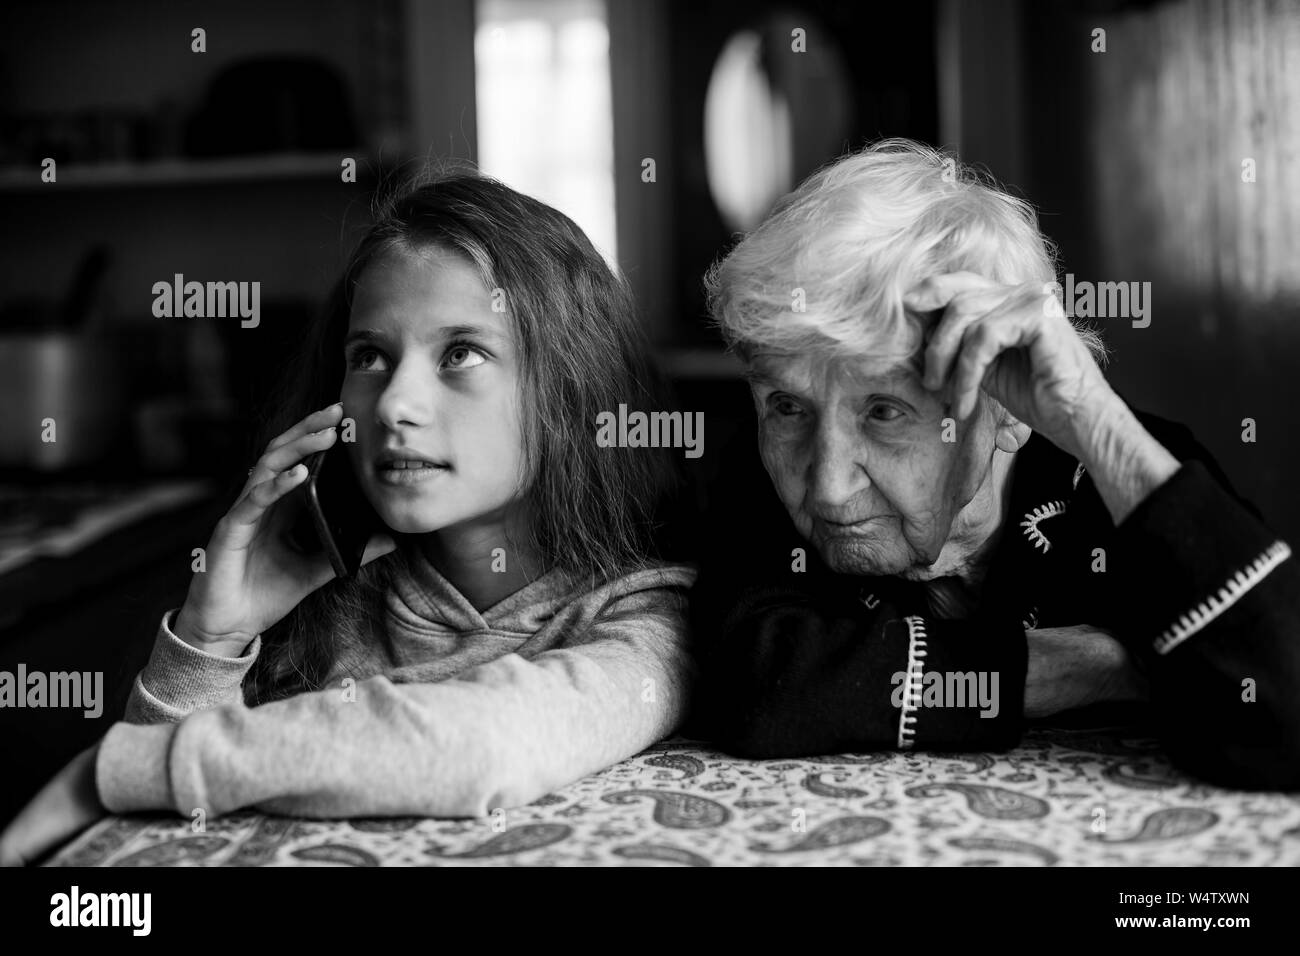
(50, 728), (1300, 866)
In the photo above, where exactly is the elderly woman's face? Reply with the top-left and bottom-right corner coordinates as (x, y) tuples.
(749, 346), (1000, 579)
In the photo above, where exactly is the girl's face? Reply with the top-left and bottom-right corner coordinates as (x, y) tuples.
(341, 247), (529, 542)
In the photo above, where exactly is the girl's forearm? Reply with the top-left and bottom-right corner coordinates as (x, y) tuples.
(98, 625), (689, 819)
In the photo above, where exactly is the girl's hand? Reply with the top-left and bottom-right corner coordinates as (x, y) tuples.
(175, 403), (396, 656)
(0, 743), (105, 867)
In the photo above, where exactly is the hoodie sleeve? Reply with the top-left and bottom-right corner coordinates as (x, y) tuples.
(122, 609), (259, 724)
(94, 567), (696, 819)
(1104, 417), (1300, 789)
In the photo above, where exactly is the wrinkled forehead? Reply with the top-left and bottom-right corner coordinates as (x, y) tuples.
(740, 306), (936, 388)
(745, 342), (926, 396)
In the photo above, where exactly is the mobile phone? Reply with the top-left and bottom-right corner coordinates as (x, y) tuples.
(296, 445), (383, 578)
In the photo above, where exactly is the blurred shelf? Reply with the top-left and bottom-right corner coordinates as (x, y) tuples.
(0, 480), (225, 633)
(0, 479), (216, 579)
(0, 152), (366, 192)
(657, 347), (745, 379)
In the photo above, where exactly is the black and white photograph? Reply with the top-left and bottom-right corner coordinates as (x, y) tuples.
(0, 0), (1296, 930)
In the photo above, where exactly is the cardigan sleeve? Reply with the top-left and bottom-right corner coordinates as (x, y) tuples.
(1108, 456), (1300, 789)
(94, 580), (693, 819)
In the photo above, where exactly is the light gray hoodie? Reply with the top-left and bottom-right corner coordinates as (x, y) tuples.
(95, 546), (696, 820)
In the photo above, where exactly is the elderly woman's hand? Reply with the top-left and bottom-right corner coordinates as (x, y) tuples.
(0, 743), (106, 867)
(904, 272), (1115, 455)
(904, 272), (1180, 524)
(1024, 625), (1149, 719)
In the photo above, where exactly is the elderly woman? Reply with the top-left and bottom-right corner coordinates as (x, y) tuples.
(690, 139), (1299, 790)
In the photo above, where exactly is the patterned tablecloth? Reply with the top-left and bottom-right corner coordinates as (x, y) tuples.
(50, 726), (1300, 866)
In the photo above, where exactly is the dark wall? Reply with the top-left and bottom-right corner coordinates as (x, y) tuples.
(1022, 0), (1300, 544)
(665, 0), (939, 345)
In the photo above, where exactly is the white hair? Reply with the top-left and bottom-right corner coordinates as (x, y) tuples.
(705, 138), (1106, 367)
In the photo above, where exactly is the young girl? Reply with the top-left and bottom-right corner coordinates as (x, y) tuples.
(0, 173), (695, 863)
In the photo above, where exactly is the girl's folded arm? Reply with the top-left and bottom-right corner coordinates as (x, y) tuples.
(123, 608), (260, 724)
(94, 609), (690, 820)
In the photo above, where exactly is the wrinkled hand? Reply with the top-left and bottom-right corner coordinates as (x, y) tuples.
(906, 272), (1181, 525)
(0, 743), (106, 867)
(905, 272), (1118, 462)
(1024, 625), (1149, 720)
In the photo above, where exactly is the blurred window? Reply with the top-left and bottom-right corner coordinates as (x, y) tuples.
(475, 0), (617, 263)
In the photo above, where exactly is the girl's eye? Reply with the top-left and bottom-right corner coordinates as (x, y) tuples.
(347, 348), (387, 372)
(443, 345), (486, 370)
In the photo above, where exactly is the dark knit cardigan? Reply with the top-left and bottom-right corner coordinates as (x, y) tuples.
(686, 400), (1300, 790)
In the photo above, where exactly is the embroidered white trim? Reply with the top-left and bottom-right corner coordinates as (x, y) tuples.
(897, 615), (928, 750)
(1021, 500), (1067, 553)
(1153, 540), (1292, 656)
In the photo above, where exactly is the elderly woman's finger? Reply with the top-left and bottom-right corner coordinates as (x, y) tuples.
(918, 286), (1017, 392)
(921, 304), (981, 392)
(950, 311), (1037, 419)
(901, 271), (1000, 313)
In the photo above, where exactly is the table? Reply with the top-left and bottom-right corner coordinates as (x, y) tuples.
(48, 725), (1300, 866)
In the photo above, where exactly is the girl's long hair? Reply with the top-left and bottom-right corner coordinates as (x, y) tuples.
(245, 171), (672, 704)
